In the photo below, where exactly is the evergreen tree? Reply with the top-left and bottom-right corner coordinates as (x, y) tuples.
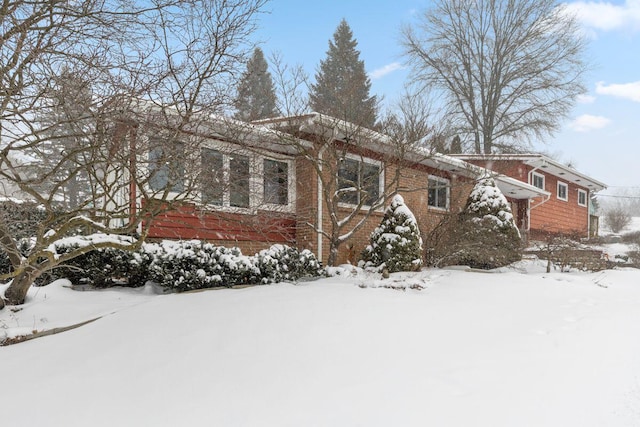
(310, 19), (377, 128)
(233, 47), (279, 121)
(456, 176), (522, 269)
(361, 195), (423, 273)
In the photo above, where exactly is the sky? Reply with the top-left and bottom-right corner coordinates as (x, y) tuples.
(251, 0), (640, 197)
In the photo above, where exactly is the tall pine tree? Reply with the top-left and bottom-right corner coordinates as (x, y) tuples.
(309, 19), (377, 128)
(233, 47), (279, 121)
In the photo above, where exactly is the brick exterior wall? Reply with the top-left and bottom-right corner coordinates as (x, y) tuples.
(143, 134), (476, 265)
(303, 155), (474, 266)
(294, 155), (319, 255)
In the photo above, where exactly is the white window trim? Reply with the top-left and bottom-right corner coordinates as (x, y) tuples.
(337, 153), (384, 209)
(577, 189), (588, 207)
(143, 138), (296, 213)
(197, 141), (296, 214)
(428, 175), (450, 211)
(256, 156), (297, 212)
(557, 181), (569, 202)
(531, 171), (545, 190)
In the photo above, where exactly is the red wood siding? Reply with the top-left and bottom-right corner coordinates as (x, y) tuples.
(465, 160), (590, 237)
(529, 172), (588, 237)
(144, 203), (296, 254)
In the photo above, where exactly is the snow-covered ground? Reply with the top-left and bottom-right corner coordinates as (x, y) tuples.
(3, 261), (640, 426)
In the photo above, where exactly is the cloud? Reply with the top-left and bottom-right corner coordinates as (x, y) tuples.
(565, 0), (640, 33)
(577, 94), (596, 104)
(369, 62), (404, 80)
(568, 114), (611, 132)
(596, 81), (640, 102)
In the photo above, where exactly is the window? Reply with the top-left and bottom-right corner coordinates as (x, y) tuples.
(531, 172), (545, 190)
(200, 147), (293, 211)
(557, 181), (568, 201)
(428, 176), (449, 209)
(578, 189), (588, 207)
(337, 157), (381, 206)
(229, 155), (250, 208)
(263, 159), (289, 205)
(149, 139), (185, 192)
(201, 148), (224, 205)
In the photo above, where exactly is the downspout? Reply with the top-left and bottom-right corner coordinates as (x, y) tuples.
(587, 190), (592, 238)
(527, 162), (551, 233)
(316, 146), (325, 263)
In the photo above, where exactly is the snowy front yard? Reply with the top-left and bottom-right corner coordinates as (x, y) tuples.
(3, 261), (640, 426)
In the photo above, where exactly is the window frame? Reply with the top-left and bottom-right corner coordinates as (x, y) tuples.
(531, 172), (545, 190)
(577, 189), (588, 207)
(148, 138), (186, 193)
(557, 181), (569, 202)
(337, 154), (384, 208)
(427, 175), (450, 211)
(199, 143), (295, 213)
(261, 158), (291, 208)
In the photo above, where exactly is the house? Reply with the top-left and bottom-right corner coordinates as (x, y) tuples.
(451, 154), (606, 240)
(134, 113), (546, 265)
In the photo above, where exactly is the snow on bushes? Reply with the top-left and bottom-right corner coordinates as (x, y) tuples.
(255, 244), (323, 284)
(455, 176), (522, 269)
(8, 240), (323, 291)
(147, 241), (260, 292)
(360, 195), (423, 272)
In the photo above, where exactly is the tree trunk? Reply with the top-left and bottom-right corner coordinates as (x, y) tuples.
(327, 240), (341, 267)
(474, 132), (481, 154)
(2, 267), (40, 307)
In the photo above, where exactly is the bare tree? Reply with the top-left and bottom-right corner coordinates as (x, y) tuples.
(260, 89), (439, 267)
(0, 0), (267, 308)
(402, 0), (588, 154)
(270, 52), (310, 117)
(603, 204), (632, 234)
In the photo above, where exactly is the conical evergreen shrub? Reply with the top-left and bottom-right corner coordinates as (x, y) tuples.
(456, 176), (522, 269)
(361, 195), (423, 272)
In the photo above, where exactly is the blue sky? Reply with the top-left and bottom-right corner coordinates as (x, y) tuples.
(252, 0), (640, 194)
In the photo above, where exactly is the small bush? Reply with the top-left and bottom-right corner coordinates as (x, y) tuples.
(360, 195), (423, 273)
(147, 241), (261, 292)
(604, 206), (632, 234)
(39, 243), (149, 288)
(255, 244), (323, 284)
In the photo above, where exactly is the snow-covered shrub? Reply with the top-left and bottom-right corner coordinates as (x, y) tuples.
(455, 176), (522, 269)
(8, 238), (321, 291)
(360, 195), (423, 273)
(43, 243), (149, 288)
(148, 240), (261, 292)
(254, 244), (322, 284)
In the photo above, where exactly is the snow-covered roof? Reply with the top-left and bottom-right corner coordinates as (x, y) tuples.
(256, 113), (550, 200)
(494, 175), (550, 200)
(452, 154), (606, 192)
